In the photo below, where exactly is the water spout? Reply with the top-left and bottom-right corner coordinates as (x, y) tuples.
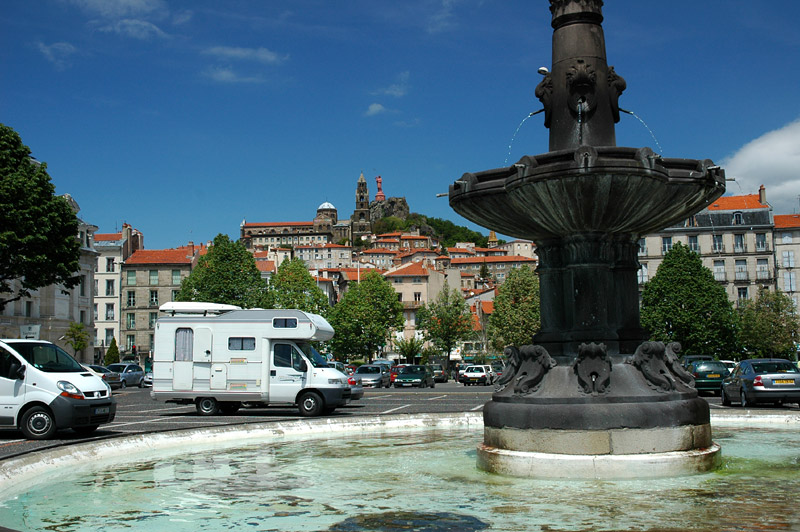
(620, 108), (663, 154)
(504, 111), (543, 165)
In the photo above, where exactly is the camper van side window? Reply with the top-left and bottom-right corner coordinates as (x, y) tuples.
(175, 328), (193, 361)
(273, 318), (297, 328)
(274, 344), (292, 367)
(228, 337), (255, 351)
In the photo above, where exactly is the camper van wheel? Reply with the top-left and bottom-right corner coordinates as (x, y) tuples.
(196, 397), (220, 416)
(220, 402), (241, 415)
(20, 406), (57, 440)
(298, 391), (323, 417)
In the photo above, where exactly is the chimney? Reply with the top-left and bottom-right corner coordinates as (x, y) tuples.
(759, 184), (767, 205)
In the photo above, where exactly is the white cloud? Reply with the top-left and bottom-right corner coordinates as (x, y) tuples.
(204, 46), (288, 65)
(69, 0), (166, 19)
(203, 66), (264, 84)
(37, 41), (77, 70)
(722, 117), (800, 215)
(427, 0), (460, 34)
(375, 71), (410, 98)
(172, 10), (193, 25)
(365, 103), (387, 116)
(99, 19), (168, 39)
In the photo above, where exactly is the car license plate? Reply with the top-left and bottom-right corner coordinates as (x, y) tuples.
(94, 407), (109, 415)
(707, 374), (720, 378)
(774, 379), (795, 385)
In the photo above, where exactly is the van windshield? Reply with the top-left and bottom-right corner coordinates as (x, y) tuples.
(297, 343), (328, 368)
(7, 342), (84, 373)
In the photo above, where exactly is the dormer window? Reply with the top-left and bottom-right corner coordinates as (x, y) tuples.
(733, 212), (744, 225)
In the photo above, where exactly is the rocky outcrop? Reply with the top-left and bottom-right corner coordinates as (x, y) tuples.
(370, 197), (409, 223)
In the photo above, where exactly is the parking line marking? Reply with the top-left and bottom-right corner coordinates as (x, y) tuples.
(427, 395), (447, 401)
(367, 395), (393, 399)
(381, 405), (410, 414)
(470, 404), (484, 411)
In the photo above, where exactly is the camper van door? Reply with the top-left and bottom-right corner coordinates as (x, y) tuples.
(269, 341), (307, 403)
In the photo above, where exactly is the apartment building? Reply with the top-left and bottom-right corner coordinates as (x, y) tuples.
(774, 214), (800, 309)
(638, 187), (774, 305)
(295, 243), (353, 270)
(449, 255), (538, 283)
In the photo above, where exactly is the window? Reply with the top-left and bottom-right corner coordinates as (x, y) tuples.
(273, 343), (304, 371)
(105, 303), (114, 320)
(637, 263), (649, 284)
(713, 260), (726, 282)
(734, 234), (745, 253)
(783, 233), (793, 244)
(783, 251), (795, 268)
(172, 290), (179, 301)
(126, 335), (135, 350)
(712, 234), (723, 252)
(735, 259), (747, 280)
(175, 328), (193, 361)
(127, 270), (136, 286)
(105, 329), (114, 346)
(637, 238), (647, 255)
(737, 287), (748, 301)
(756, 233), (767, 252)
(733, 212), (744, 225)
(80, 310), (86, 324)
(127, 313), (135, 329)
(106, 258), (115, 273)
(661, 237), (672, 254)
(80, 275), (86, 297)
(228, 337), (256, 350)
(127, 291), (136, 307)
(785, 271), (797, 292)
(149, 270), (158, 285)
(273, 318), (297, 328)
(414, 292), (422, 302)
(149, 312), (157, 328)
(25, 301), (32, 317)
(149, 290), (159, 306)
(105, 279), (114, 296)
(757, 258), (769, 280)
(688, 235), (699, 252)
(172, 270), (181, 285)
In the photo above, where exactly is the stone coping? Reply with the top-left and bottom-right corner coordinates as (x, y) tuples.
(1, 411), (797, 497)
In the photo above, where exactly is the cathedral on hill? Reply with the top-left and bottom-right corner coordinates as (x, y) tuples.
(239, 172), (407, 250)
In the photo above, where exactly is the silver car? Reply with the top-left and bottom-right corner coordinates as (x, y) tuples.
(106, 363), (145, 388)
(353, 364), (391, 388)
(721, 358), (800, 407)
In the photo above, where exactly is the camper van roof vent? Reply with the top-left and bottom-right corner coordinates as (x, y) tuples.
(159, 302), (242, 316)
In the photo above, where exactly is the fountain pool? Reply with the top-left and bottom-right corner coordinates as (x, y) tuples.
(1, 414), (799, 531)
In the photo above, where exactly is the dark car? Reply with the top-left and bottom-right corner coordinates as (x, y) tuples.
(721, 358), (800, 407)
(106, 363), (145, 388)
(687, 360), (729, 395)
(429, 363), (448, 383)
(394, 365), (435, 388)
(680, 355), (713, 369)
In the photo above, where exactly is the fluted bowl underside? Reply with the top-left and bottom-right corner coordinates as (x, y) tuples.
(449, 146), (725, 240)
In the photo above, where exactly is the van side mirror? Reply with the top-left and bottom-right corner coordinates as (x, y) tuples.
(295, 360), (308, 372)
(10, 363), (24, 380)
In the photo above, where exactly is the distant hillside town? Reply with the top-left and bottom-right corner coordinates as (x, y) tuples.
(2, 172), (798, 366)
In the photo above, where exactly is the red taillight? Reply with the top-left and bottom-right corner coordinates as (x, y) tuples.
(348, 377), (357, 385)
(692, 372), (700, 378)
(753, 376), (764, 387)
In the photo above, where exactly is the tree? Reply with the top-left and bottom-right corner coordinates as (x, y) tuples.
(0, 123), (81, 310)
(394, 336), (425, 363)
(327, 271), (403, 361)
(176, 234), (267, 308)
(641, 242), (739, 358)
(738, 287), (799, 359)
(104, 337), (120, 366)
(415, 284), (473, 372)
(490, 265), (541, 347)
(265, 258), (329, 314)
(64, 322), (89, 358)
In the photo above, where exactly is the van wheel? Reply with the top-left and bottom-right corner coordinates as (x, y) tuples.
(220, 402), (241, 415)
(298, 391), (323, 417)
(121, 380), (127, 389)
(20, 406), (57, 440)
(74, 425), (99, 435)
(196, 397), (220, 416)
(137, 379), (144, 388)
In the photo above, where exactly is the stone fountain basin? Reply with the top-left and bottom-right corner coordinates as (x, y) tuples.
(449, 146), (725, 240)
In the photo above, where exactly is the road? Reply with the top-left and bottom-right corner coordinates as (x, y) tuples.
(1, 382), (796, 460)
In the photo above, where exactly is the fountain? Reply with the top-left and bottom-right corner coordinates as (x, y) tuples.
(449, 0), (726, 478)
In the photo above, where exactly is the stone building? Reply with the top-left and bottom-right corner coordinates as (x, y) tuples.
(773, 214), (800, 309)
(351, 172), (372, 242)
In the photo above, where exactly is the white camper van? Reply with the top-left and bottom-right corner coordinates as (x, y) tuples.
(151, 302), (350, 416)
(0, 339), (117, 439)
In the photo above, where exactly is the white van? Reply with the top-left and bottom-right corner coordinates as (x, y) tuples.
(0, 339), (117, 439)
(151, 302), (350, 416)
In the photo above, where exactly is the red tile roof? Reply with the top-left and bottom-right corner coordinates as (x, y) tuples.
(774, 214), (800, 229)
(361, 248), (399, 255)
(384, 262), (429, 277)
(126, 246), (197, 265)
(450, 255), (536, 265)
(94, 233), (122, 241)
(255, 260), (276, 273)
(243, 221), (314, 227)
(707, 194), (769, 211)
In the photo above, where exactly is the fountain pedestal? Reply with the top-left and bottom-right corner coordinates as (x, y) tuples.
(449, 0), (725, 478)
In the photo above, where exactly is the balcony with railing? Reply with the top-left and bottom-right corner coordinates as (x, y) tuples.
(713, 272), (727, 282)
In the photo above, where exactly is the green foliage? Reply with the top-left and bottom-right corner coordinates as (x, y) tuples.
(738, 287), (799, 359)
(372, 213), (488, 248)
(415, 284), (473, 371)
(420, 345), (439, 364)
(394, 336), (425, 363)
(265, 258), (329, 314)
(327, 271), (404, 361)
(177, 234), (267, 308)
(372, 216), (406, 235)
(0, 123), (81, 310)
(64, 322), (89, 356)
(104, 337), (120, 366)
(490, 265), (541, 347)
(641, 242), (739, 358)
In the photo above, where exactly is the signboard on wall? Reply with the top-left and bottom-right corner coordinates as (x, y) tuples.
(19, 325), (40, 339)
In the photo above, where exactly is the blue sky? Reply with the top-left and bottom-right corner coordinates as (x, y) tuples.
(3, 0), (799, 249)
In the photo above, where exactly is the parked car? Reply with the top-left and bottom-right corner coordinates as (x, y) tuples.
(721, 358), (800, 407)
(391, 364), (408, 384)
(353, 364), (391, 388)
(344, 364), (357, 375)
(720, 360), (737, 372)
(430, 363), (448, 383)
(106, 363), (145, 388)
(680, 355), (713, 369)
(687, 360), (729, 395)
(460, 365), (492, 386)
(84, 364), (123, 390)
(394, 365), (435, 388)
(347, 376), (364, 400)
(143, 371), (153, 387)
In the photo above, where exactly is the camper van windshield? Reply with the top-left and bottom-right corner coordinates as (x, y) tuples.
(297, 343), (328, 368)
